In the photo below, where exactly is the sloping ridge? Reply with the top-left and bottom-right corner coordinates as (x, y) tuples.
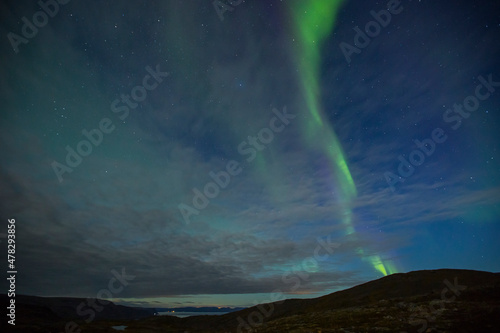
(0, 294), (155, 321)
(3, 269), (499, 332)
(309, 268), (500, 311)
(199, 268), (500, 330)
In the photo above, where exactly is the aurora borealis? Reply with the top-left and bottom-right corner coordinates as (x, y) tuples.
(1, 0), (499, 310)
(288, 0), (397, 277)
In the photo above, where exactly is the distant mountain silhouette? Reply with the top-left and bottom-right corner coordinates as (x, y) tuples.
(156, 306), (246, 313)
(3, 269), (499, 332)
(0, 294), (154, 333)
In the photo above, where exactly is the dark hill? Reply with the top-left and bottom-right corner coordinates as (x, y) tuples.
(2, 269), (499, 332)
(128, 269), (500, 332)
(0, 294), (155, 333)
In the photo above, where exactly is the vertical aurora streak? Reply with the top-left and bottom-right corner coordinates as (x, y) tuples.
(288, 0), (397, 276)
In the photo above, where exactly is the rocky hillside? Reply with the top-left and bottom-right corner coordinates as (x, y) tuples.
(3, 269), (499, 332)
(123, 269), (500, 333)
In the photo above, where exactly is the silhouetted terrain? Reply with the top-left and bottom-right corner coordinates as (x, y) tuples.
(3, 269), (499, 332)
(156, 306), (245, 313)
(0, 294), (155, 333)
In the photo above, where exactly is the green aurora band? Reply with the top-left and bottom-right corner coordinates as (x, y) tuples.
(288, 0), (397, 276)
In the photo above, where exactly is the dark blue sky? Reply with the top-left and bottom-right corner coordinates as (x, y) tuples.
(0, 0), (499, 307)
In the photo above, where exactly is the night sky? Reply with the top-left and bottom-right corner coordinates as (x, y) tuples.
(1, 0), (499, 308)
